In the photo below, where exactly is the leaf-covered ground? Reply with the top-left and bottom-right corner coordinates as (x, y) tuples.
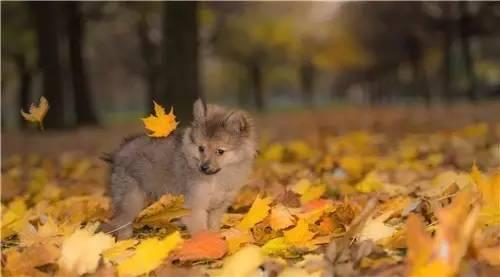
(2, 107), (500, 277)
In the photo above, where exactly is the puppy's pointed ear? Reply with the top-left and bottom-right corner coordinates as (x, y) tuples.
(193, 98), (206, 122)
(224, 111), (253, 137)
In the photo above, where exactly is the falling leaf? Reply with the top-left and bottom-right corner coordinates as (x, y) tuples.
(20, 96), (49, 129)
(141, 101), (178, 137)
(284, 219), (316, 244)
(238, 195), (273, 230)
(58, 224), (115, 275)
(117, 231), (182, 276)
(175, 231), (227, 261)
(135, 194), (189, 228)
(212, 245), (264, 277)
(270, 204), (295, 231)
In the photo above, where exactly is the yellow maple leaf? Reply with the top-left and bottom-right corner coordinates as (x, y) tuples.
(291, 179), (326, 204)
(45, 195), (110, 225)
(135, 194), (189, 228)
(58, 223), (115, 275)
(1, 197), (28, 239)
(359, 211), (397, 242)
(237, 195), (273, 230)
(406, 191), (479, 277)
(18, 217), (77, 247)
(297, 199), (335, 225)
(222, 228), (253, 254)
(339, 156), (364, 179)
(261, 237), (292, 256)
(141, 101), (178, 137)
(20, 96), (49, 130)
(354, 171), (384, 193)
(260, 143), (285, 162)
(212, 245), (264, 277)
(270, 204), (295, 231)
(117, 231), (182, 276)
(4, 241), (61, 276)
(471, 165), (500, 226)
(103, 239), (139, 264)
(284, 219), (316, 244)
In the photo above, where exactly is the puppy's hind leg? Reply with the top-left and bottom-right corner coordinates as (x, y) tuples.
(104, 173), (146, 240)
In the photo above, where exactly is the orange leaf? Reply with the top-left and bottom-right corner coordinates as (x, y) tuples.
(141, 101), (178, 137)
(175, 231), (227, 261)
(318, 216), (334, 235)
(302, 199), (333, 212)
(270, 204), (295, 231)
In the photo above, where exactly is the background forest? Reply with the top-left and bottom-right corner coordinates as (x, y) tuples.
(2, 1), (500, 130)
(2, 2), (500, 276)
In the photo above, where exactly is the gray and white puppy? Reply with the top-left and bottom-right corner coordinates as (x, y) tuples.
(105, 99), (257, 239)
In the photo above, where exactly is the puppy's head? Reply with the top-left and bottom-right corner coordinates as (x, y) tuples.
(182, 99), (256, 175)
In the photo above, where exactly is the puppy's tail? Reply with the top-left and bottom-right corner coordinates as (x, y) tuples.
(100, 152), (114, 164)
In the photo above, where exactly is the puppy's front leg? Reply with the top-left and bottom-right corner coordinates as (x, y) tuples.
(183, 186), (210, 234)
(208, 201), (231, 231)
(182, 208), (208, 234)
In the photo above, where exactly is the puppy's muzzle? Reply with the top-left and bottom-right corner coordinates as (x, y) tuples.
(200, 162), (220, 175)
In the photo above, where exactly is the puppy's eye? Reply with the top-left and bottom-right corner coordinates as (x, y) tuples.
(198, 146), (205, 153)
(216, 149), (225, 155)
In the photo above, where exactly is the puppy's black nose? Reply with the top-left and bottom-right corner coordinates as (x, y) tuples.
(200, 163), (210, 173)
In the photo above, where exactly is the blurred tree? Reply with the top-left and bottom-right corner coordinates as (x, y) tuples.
(1, 2), (37, 127)
(162, 1), (200, 123)
(299, 55), (316, 105)
(211, 3), (299, 110)
(121, 2), (162, 110)
(66, 2), (98, 125)
(137, 10), (161, 106)
(30, 1), (66, 128)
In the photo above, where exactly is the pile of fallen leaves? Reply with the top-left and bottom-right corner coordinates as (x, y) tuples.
(2, 118), (500, 276)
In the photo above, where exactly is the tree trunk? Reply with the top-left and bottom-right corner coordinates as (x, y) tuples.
(161, 1), (200, 123)
(441, 5), (454, 104)
(299, 57), (315, 106)
(248, 60), (264, 111)
(67, 2), (98, 125)
(137, 13), (160, 108)
(15, 54), (33, 128)
(405, 35), (431, 107)
(458, 2), (478, 103)
(31, 2), (66, 128)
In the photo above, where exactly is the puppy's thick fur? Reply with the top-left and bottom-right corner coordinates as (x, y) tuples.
(105, 100), (257, 239)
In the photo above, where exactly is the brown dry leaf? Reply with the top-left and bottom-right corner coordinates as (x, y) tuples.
(3, 242), (60, 277)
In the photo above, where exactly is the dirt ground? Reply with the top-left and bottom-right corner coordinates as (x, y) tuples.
(3, 102), (500, 159)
